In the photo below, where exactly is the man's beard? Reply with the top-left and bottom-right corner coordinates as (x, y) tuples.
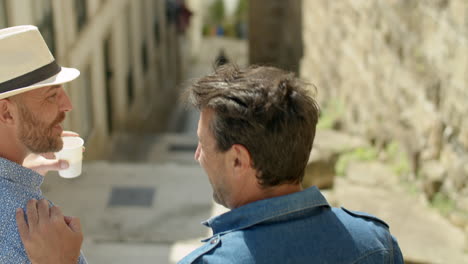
(17, 104), (65, 153)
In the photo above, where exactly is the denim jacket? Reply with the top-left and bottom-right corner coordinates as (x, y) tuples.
(178, 186), (403, 264)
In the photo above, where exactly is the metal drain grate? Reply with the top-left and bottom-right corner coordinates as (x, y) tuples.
(108, 187), (155, 207)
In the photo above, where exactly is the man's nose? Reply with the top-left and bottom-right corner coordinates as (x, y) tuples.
(59, 88), (73, 112)
(194, 144), (200, 161)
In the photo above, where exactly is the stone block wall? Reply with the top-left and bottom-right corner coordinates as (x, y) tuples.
(301, 0), (468, 216)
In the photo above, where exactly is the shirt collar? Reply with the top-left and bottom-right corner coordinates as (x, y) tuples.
(0, 157), (44, 189)
(203, 186), (330, 236)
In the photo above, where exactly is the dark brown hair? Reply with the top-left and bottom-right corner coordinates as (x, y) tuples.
(187, 64), (320, 187)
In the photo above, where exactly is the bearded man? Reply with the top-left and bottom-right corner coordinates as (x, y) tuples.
(0, 25), (86, 263)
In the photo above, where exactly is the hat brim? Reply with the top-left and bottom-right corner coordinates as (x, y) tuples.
(0, 66), (80, 100)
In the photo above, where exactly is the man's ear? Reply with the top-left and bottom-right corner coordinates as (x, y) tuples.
(229, 144), (253, 172)
(0, 99), (16, 125)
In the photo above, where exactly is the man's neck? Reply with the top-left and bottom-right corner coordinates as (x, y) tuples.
(258, 184), (303, 201)
(0, 131), (27, 165)
(261, 184), (303, 199)
(231, 183), (302, 209)
(0, 149), (26, 165)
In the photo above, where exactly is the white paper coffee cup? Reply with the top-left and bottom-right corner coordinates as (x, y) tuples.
(55, 137), (84, 178)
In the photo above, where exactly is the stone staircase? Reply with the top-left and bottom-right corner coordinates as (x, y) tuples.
(40, 36), (246, 264)
(305, 130), (468, 264)
(42, 129), (219, 264)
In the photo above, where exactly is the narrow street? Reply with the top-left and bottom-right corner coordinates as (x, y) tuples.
(41, 37), (247, 264)
(41, 37), (468, 264)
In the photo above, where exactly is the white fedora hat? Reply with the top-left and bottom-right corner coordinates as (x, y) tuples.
(0, 25), (80, 100)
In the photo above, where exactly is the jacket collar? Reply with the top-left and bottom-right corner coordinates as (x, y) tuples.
(203, 186), (330, 236)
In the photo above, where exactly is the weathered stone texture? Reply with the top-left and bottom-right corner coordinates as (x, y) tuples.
(301, 0), (468, 214)
(303, 129), (369, 189)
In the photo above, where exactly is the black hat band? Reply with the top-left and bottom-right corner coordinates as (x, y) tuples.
(0, 60), (61, 93)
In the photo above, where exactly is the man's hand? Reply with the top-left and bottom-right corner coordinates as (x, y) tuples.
(23, 154), (69, 176)
(16, 199), (83, 264)
(23, 131), (81, 176)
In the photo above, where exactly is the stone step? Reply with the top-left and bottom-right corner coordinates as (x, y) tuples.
(303, 129), (369, 189)
(42, 161), (215, 245)
(109, 132), (199, 164)
(333, 162), (468, 264)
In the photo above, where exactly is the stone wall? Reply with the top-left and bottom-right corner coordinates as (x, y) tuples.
(301, 0), (468, 220)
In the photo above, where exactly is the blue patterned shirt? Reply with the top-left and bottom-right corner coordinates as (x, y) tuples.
(0, 157), (87, 263)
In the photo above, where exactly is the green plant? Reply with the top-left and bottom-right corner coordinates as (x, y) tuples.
(317, 99), (344, 129)
(223, 22), (236, 38)
(431, 192), (455, 216)
(385, 141), (411, 177)
(335, 146), (379, 176)
(202, 24), (211, 36)
(400, 179), (419, 196)
(235, 0), (248, 22)
(208, 0), (225, 25)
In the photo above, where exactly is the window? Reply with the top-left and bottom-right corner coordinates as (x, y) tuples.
(126, 10), (135, 106)
(75, 0), (88, 31)
(0, 0), (8, 28)
(141, 41), (149, 73)
(127, 69), (134, 105)
(140, 2), (149, 73)
(153, 15), (160, 45)
(104, 35), (114, 133)
(75, 65), (94, 140)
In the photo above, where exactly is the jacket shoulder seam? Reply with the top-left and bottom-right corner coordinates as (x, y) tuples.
(350, 248), (392, 264)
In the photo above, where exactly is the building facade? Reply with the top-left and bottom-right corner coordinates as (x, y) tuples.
(1, 0), (184, 159)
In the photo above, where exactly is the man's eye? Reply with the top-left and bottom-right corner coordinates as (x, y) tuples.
(46, 94), (58, 101)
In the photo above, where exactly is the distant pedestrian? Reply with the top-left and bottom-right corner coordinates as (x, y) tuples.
(214, 48), (229, 67)
(215, 25), (224, 36)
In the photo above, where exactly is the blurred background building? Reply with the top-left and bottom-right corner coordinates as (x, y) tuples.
(0, 0), (184, 159)
(1, 0), (468, 263)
